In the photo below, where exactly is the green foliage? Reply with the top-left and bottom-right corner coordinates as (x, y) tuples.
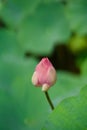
(0, 29), (21, 56)
(0, 0), (40, 27)
(81, 59), (87, 76)
(18, 3), (70, 54)
(68, 35), (87, 53)
(66, 0), (87, 35)
(0, 0), (87, 129)
(42, 85), (87, 130)
(0, 55), (47, 130)
(0, 0), (87, 54)
(0, 55), (87, 130)
(49, 71), (87, 106)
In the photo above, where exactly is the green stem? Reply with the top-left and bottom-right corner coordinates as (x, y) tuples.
(44, 91), (54, 110)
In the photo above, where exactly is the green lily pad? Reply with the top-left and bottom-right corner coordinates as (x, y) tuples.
(42, 85), (87, 130)
(18, 2), (70, 54)
(49, 71), (87, 106)
(0, 55), (51, 130)
(0, 0), (40, 27)
(66, 0), (87, 35)
(0, 29), (21, 56)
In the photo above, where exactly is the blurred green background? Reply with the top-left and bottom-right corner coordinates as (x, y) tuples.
(0, 0), (87, 130)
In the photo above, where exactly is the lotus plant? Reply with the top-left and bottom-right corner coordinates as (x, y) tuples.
(32, 57), (57, 110)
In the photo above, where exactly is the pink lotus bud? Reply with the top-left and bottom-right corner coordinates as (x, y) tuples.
(32, 58), (57, 91)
